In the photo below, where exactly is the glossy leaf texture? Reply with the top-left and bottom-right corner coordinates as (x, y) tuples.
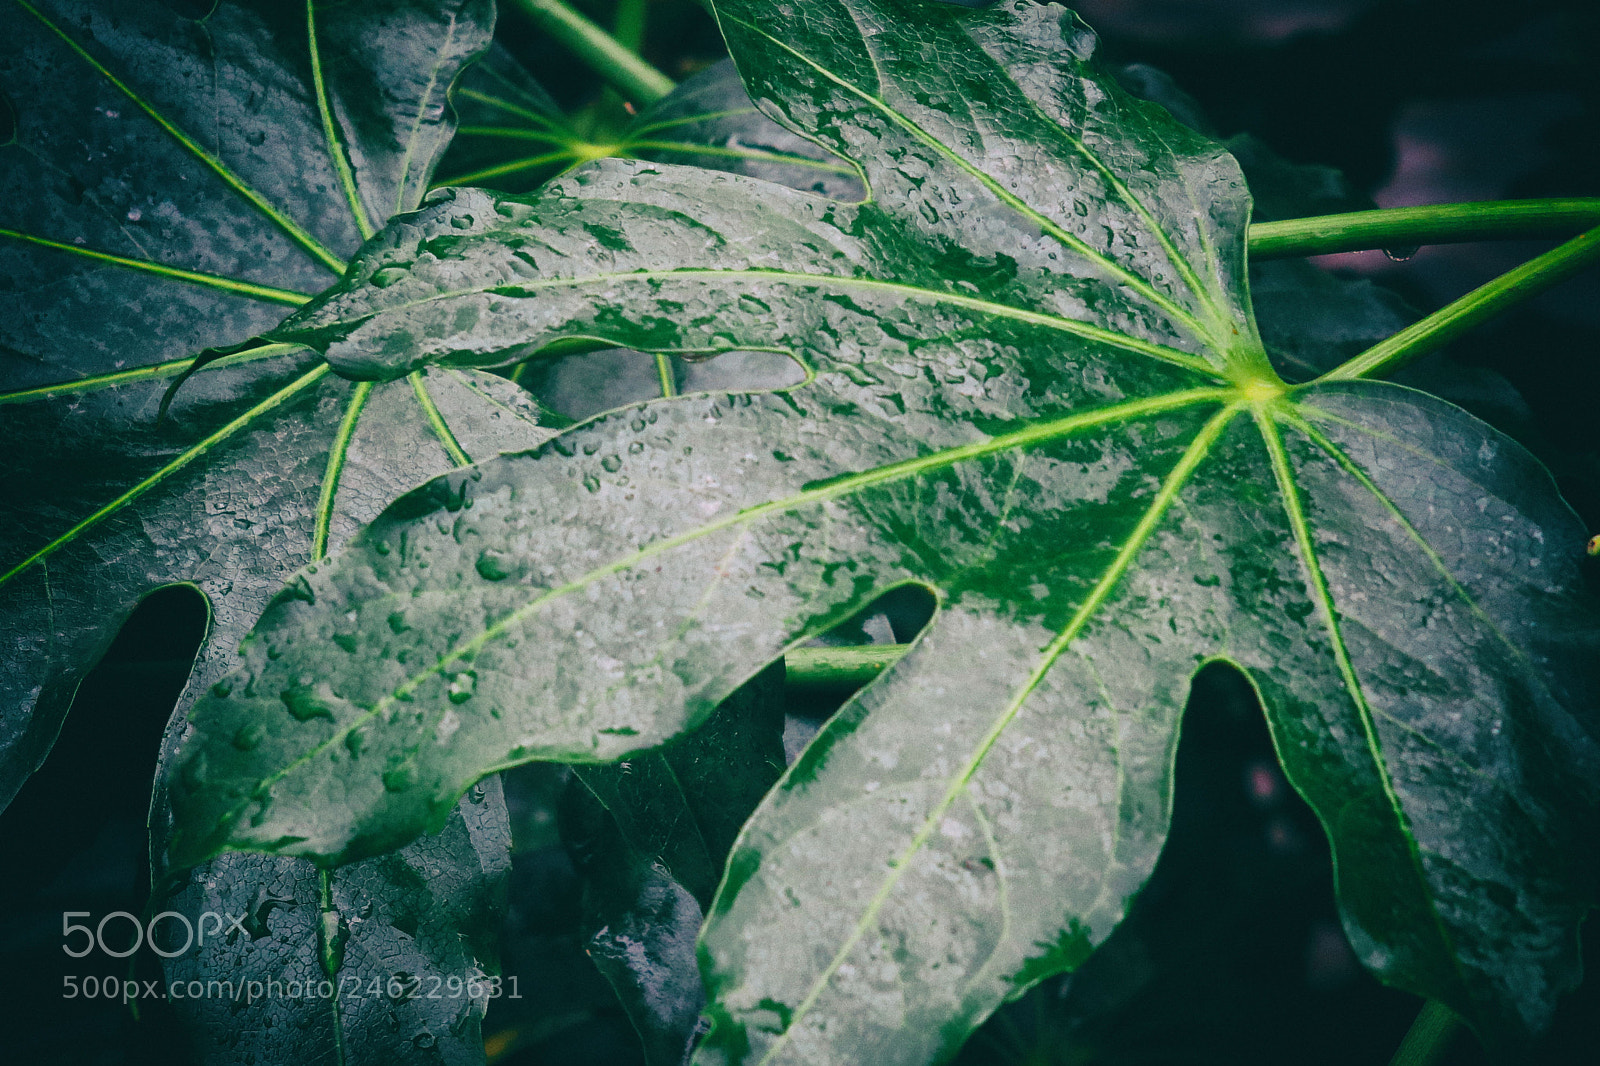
(0, 2), (541, 1063)
(563, 663), (787, 1065)
(163, 777), (510, 1066)
(167, 0), (1600, 1058)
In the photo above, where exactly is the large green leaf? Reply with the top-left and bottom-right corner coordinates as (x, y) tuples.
(165, 0), (1600, 1059)
(0, 2), (541, 1062)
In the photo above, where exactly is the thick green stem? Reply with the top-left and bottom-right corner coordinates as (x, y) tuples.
(506, 0), (675, 105)
(1248, 198), (1600, 259)
(1320, 224), (1600, 381)
(785, 644), (909, 691)
(1388, 1000), (1463, 1066)
(614, 0), (648, 52)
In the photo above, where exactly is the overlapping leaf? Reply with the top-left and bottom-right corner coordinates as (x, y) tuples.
(163, 0), (1599, 1060)
(0, 2), (542, 1062)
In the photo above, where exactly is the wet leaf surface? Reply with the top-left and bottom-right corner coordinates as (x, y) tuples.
(163, 0), (1600, 1060)
(0, 2), (542, 1063)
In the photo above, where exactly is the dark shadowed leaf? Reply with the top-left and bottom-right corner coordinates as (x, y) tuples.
(0, 2), (541, 1063)
(161, 777), (510, 1066)
(564, 663), (786, 1065)
(435, 40), (577, 191)
(164, 0), (1600, 1060)
(628, 59), (863, 202)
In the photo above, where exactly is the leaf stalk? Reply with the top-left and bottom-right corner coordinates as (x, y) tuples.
(1319, 224), (1600, 381)
(505, 0), (675, 105)
(1387, 1000), (1463, 1066)
(785, 644), (909, 691)
(1248, 198), (1600, 259)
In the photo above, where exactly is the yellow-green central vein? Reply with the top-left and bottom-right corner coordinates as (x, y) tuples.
(310, 382), (375, 561)
(435, 150), (580, 188)
(223, 385), (1234, 825)
(1254, 406), (1464, 985)
(628, 106), (762, 137)
(409, 372), (472, 466)
(754, 402), (1239, 1064)
(453, 88), (569, 132)
(14, 0), (347, 275)
(0, 342), (305, 406)
(0, 229), (312, 307)
(0, 364), (331, 588)
(379, 268), (1219, 377)
(307, 0), (374, 241)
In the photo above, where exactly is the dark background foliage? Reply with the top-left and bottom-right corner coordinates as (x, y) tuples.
(2, 1), (1595, 1062)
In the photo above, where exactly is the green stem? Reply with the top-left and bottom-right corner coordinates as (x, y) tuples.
(785, 644), (909, 691)
(1388, 1000), (1462, 1066)
(1248, 198), (1600, 259)
(318, 870), (348, 1066)
(506, 0), (675, 105)
(614, 0), (648, 53)
(655, 353), (677, 397)
(1320, 224), (1600, 381)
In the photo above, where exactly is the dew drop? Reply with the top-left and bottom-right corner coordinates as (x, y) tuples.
(370, 266), (409, 288)
(282, 686), (337, 721)
(600, 454), (622, 473)
(475, 549), (514, 581)
(447, 672), (476, 704)
(583, 475), (601, 493)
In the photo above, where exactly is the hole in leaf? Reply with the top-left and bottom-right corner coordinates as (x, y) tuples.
(782, 583), (937, 761)
(511, 347), (808, 421)
(951, 662), (1422, 1065)
(0, 584), (207, 903)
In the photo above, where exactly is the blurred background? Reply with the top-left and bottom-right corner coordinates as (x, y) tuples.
(2, 1), (1595, 1063)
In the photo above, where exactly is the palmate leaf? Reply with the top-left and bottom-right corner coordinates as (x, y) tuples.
(165, 0), (1600, 1059)
(0, 1), (544, 1062)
